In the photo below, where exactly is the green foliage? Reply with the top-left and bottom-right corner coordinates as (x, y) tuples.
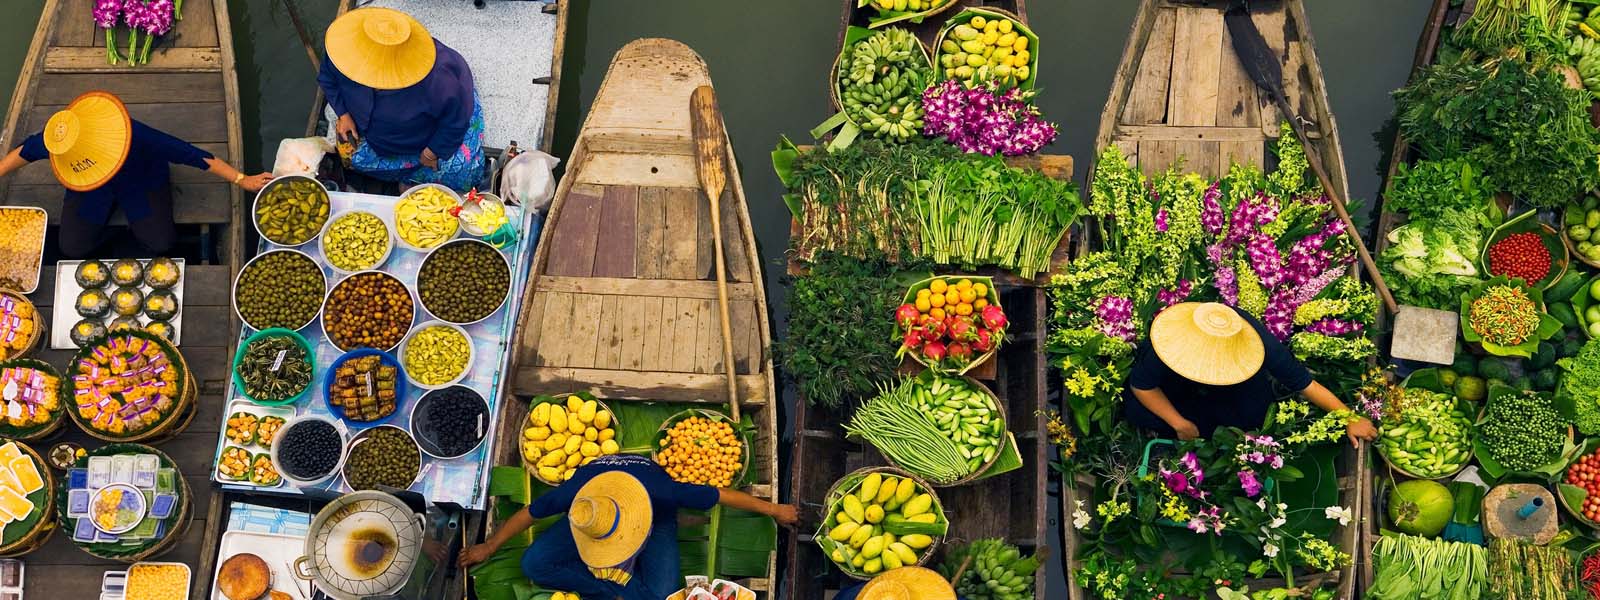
(1559, 337), (1600, 434)
(1384, 158), (1495, 219)
(778, 252), (931, 407)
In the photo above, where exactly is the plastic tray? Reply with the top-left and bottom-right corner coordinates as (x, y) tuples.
(50, 258), (185, 349)
(0, 207), (46, 294)
(210, 531), (307, 600)
(125, 561), (190, 600)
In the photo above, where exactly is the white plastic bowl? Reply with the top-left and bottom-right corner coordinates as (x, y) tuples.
(398, 320), (475, 391)
(393, 183), (463, 252)
(271, 415), (348, 488)
(319, 209), (395, 275)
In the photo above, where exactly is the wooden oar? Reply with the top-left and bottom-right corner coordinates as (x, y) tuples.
(690, 85), (742, 423)
(1222, 0), (1399, 315)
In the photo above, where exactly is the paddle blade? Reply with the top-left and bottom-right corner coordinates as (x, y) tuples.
(1223, 3), (1286, 101)
(690, 85), (728, 202)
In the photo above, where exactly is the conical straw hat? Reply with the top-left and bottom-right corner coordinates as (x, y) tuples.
(325, 7), (436, 90)
(44, 91), (131, 192)
(859, 567), (958, 600)
(1150, 302), (1265, 386)
(569, 471), (652, 571)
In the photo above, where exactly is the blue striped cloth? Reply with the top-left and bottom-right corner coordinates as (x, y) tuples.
(226, 502), (311, 537)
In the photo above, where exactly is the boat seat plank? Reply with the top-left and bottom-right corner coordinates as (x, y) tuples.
(1215, 23), (1261, 128)
(1113, 125), (1265, 142)
(662, 187), (701, 280)
(6, 182), (232, 225)
(514, 366), (769, 406)
(533, 291), (575, 366)
(593, 185), (639, 279)
(44, 46), (223, 73)
(668, 297), (699, 373)
(635, 186), (667, 279)
(25, 101), (229, 143)
(574, 151), (700, 190)
(544, 185), (605, 277)
(35, 72), (225, 106)
(566, 293), (604, 369)
(13, 142), (230, 185)
(1167, 6), (1224, 127)
(596, 294), (623, 370)
(536, 275), (758, 301)
(1122, 7), (1176, 125)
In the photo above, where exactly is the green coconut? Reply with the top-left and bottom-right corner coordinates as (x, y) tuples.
(1388, 479), (1455, 537)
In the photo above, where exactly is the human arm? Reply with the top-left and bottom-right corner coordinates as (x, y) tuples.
(201, 158), (272, 192)
(1298, 380), (1377, 447)
(138, 122), (271, 191)
(717, 488), (798, 527)
(458, 507), (537, 568)
(1130, 386), (1200, 440)
(422, 80), (471, 167)
(0, 146), (28, 179)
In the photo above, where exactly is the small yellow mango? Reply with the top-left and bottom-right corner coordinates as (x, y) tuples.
(564, 434), (583, 455)
(581, 441), (600, 458)
(584, 428), (598, 442)
(548, 405), (567, 433)
(600, 439), (620, 455)
(542, 434), (567, 452)
(525, 426), (551, 441)
(538, 466), (561, 482)
(829, 521), (860, 542)
(890, 542), (918, 564)
(863, 558), (883, 575)
(579, 400), (597, 424)
(901, 534), (933, 550)
(530, 403), (550, 426)
(566, 395), (584, 412)
(593, 410), (612, 429)
(598, 428), (615, 442)
(565, 452), (582, 468)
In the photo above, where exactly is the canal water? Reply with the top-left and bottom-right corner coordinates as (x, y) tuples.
(0, 0), (1434, 596)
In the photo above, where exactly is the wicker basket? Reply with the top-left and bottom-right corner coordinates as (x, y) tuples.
(859, 0), (963, 30)
(875, 375), (1007, 487)
(828, 27), (934, 117)
(817, 466), (947, 580)
(652, 408), (753, 486)
(60, 444), (191, 562)
(0, 291), (44, 361)
(0, 441), (55, 557)
(0, 358), (68, 443)
(932, 7), (1038, 91)
(520, 392), (621, 486)
(67, 331), (198, 443)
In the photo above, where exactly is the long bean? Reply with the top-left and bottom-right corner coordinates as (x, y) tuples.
(846, 379), (969, 483)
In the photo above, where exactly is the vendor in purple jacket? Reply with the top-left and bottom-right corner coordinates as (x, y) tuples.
(317, 7), (485, 191)
(458, 454), (798, 600)
(0, 91), (271, 257)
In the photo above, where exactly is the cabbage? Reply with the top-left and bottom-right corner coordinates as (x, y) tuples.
(1380, 208), (1490, 309)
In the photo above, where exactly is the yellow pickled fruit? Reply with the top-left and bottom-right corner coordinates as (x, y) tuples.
(836, 510), (856, 525)
(521, 443), (541, 463)
(842, 494), (866, 523)
(548, 406), (567, 433)
(584, 428), (598, 442)
(598, 428), (615, 442)
(525, 426), (551, 441)
(565, 452), (582, 468)
(997, 32), (1017, 48)
(981, 31), (999, 46)
(954, 65), (973, 79)
(569, 422), (588, 438)
(600, 439), (620, 455)
(984, 20), (998, 34)
(966, 54), (986, 69)
(538, 466), (561, 482)
(861, 536), (885, 559)
(564, 434), (583, 455)
(859, 473), (883, 503)
(531, 403), (550, 426)
(902, 494), (934, 517)
(881, 548), (903, 570)
(875, 479), (898, 504)
(594, 410), (612, 429)
(579, 400), (597, 424)
(992, 46), (1012, 60)
(851, 554), (866, 568)
(982, 45), (995, 58)
(566, 395), (583, 412)
(581, 441), (600, 458)
(895, 478), (917, 503)
(953, 25), (978, 41)
(901, 534), (934, 550)
(890, 542), (918, 564)
(1015, 65), (1030, 80)
(941, 39), (959, 54)
(863, 558), (883, 575)
(883, 533), (896, 545)
(998, 18), (1013, 33)
(945, 67), (957, 78)
(550, 593), (565, 600)
(1013, 36), (1028, 52)
(906, 513), (938, 524)
(848, 523), (874, 548)
(542, 434), (566, 452)
(829, 521), (860, 542)
(865, 504), (885, 524)
(969, 16), (986, 29)
(1014, 49), (1030, 65)
(884, 495), (903, 513)
(580, 456), (596, 466)
(994, 64), (1014, 78)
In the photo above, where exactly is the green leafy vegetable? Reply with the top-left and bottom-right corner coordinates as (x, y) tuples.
(1384, 158), (1495, 219)
(779, 253), (929, 407)
(1559, 337), (1600, 434)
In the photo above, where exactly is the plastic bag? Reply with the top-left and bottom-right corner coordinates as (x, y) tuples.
(499, 150), (561, 213)
(272, 137), (334, 178)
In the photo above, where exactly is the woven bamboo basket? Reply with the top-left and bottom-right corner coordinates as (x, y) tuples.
(520, 392), (621, 485)
(67, 331), (198, 443)
(0, 441), (55, 557)
(0, 358), (68, 442)
(818, 466), (947, 580)
(932, 7), (1037, 91)
(0, 291), (44, 361)
(66, 445), (192, 563)
(652, 408), (753, 486)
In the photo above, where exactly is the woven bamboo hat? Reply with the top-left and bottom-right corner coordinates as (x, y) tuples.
(569, 471), (653, 571)
(324, 7), (436, 90)
(43, 91), (131, 192)
(859, 567), (957, 600)
(1150, 302), (1265, 386)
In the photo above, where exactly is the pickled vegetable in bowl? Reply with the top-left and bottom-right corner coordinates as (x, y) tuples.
(395, 185), (460, 250)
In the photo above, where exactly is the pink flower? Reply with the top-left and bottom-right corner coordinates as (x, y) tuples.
(1157, 279), (1192, 307)
(1270, 455), (1284, 469)
(1238, 470), (1263, 497)
(1155, 208), (1170, 233)
(921, 80), (1058, 156)
(93, 0), (122, 28)
(1094, 296), (1136, 342)
(1200, 182), (1225, 235)
(1307, 318), (1364, 336)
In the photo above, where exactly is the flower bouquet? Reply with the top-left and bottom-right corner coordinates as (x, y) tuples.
(1459, 275), (1562, 358)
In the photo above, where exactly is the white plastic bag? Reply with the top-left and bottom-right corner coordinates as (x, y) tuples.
(499, 150), (561, 213)
(272, 137), (334, 178)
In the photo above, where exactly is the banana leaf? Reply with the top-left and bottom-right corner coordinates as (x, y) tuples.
(1472, 385), (1579, 482)
(1459, 275), (1563, 358)
(53, 443), (184, 559)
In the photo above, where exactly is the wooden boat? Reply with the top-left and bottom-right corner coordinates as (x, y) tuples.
(490, 38), (780, 595)
(1062, 1), (1365, 598)
(837, 0), (1027, 51)
(0, 0), (247, 596)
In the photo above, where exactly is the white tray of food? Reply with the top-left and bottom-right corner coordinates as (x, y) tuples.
(50, 258), (185, 349)
(0, 207), (46, 295)
(211, 531), (308, 600)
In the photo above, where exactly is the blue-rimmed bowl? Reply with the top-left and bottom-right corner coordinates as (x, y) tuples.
(322, 348), (409, 426)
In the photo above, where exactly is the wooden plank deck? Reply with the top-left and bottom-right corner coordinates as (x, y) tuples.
(0, 0), (245, 596)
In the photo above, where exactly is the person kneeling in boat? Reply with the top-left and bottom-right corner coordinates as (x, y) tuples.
(832, 566), (957, 600)
(0, 91), (271, 258)
(318, 7), (484, 191)
(458, 454), (798, 600)
(1124, 301), (1378, 445)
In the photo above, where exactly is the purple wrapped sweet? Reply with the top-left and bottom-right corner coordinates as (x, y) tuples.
(149, 493), (175, 519)
(72, 518), (95, 542)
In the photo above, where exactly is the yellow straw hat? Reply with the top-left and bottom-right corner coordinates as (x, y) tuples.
(1150, 302), (1265, 386)
(44, 91), (131, 192)
(324, 7), (436, 90)
(859, 567), (957, 600)
(569, 471), (653, 571)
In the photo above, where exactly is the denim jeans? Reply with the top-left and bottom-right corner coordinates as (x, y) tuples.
(521, 516), (681, 600)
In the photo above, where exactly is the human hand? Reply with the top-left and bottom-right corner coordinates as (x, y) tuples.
(237, 173), (274, 192)
(1346, 416), (1378, 447)
(420, 147), (439, 169)
(768, 503), (799, 528)
(457, 543), (497, 569)
(1171, 418), (1200, 441)
(335, 114), (358, 143)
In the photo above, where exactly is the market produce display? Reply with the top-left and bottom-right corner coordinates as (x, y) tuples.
(69, 332), (185, 439)
(1460, 276), (1562, 357)
(0, 294), (40, 360)
(935, 12), (1034, 89)
(1366, 534), (1486, 600)
(654, 411), (744, 487)
(0, 208), (45, 293)
(1567, 195), (1600, 266)
(273, 418), (343, 483)
(110, 259), (142, 287)
(326, 352), (403, 423)
(845, 374), (1004, 484)
(255, 176), (331, 246)
(59, 257), (186, 349)
(323, 271), (414, 351)
(401, 323), (472, 388)
(1487, 231), (1555, 283)
(1388, 479), (1454, 537)
(57, 445), (186, 558)
(233, 250), (325, 331)
(343, 425), (421, 491)
(0, 442), (48, 549)
(939, 538), (1039, 600)
(1476, 387), (1570, 475)
(412, 386), (488, 458)
(233, 330), (313, 404)
(1562, 445), (1600, 524)
(915, 374), (1004, 471)
(0, 360), (62, 438)
(1561, 338), (1600, 434)
(1489, 538), (1573, 600)
(1378, 386), (1473, 479)
(896, 276), (1006, 374)
(321, 210), (392, 272)
(835, 27), (930, 142)
(418, 239), (511, 323)
(816, 469), (945, 577)
(394, 185), (461, 250)
(521, 394), (620, 485)
(920, 78), (1056, 156)
(125, 563), (189, 600)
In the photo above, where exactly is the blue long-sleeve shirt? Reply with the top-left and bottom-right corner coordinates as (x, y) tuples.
(317, 38), (475, 159)
(18, 119), (213, 223)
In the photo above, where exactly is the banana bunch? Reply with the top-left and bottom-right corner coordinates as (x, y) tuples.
(866, 0), (948, 15)
(939, 538), (1039, 600)
(839, 28), (929, 141)
(1570, 36), (1600, 92)
(1573, 4), (1600, 38)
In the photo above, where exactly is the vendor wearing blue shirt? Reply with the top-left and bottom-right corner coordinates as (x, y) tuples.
(0, 91), (270, 257)
(458, 454), (798, 600)
(1125, 302), (1377, 445)
(318, 7), (485, 191)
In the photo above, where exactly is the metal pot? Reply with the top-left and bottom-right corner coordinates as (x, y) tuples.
(293, 491), (425, 600)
